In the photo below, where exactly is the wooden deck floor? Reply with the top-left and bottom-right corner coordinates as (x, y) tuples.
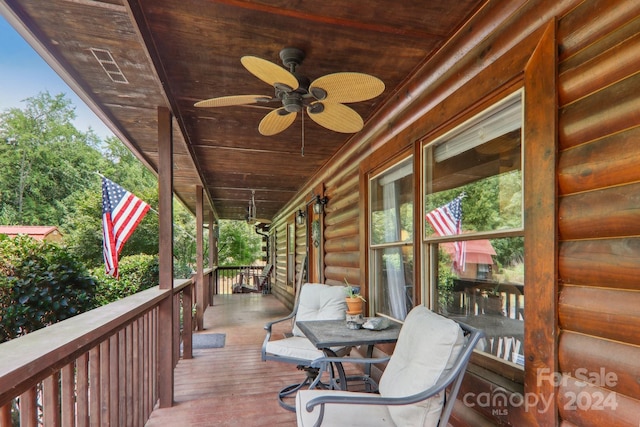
(146, 293), (301, 427)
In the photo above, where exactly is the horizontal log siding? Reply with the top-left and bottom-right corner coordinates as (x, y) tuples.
(324, 164), (361, 287)
(272, 221), (291, 304)
(557, 0), (640, 424)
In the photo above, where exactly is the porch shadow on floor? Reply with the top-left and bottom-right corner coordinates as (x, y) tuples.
(146, 294), (300, 427)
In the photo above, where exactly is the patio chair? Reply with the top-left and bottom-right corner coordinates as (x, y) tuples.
(262, 282), (349, 411)
(295, 306), (484, 427)
(254, 263), (273, 294)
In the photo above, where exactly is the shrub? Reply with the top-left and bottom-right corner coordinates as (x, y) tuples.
(0, 234), (98, 342)
(92, 254), (159, 305)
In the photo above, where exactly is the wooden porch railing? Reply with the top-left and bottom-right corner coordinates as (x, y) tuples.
(214, 265), (267, 295)
(0, 278), (194, 427)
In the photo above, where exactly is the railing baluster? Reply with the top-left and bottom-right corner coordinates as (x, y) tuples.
(89, 346), (100, 427)
(99, 340), (110, 426)
(0, 402), (11, 426)
(43, 372), (60, 427)
(125, 323), (133, 426)
(61, 363), (75, 427)
(77, 353), (89, 427)
(109, 334), (119, 427)
(133, 318), (141, 426)
(142, 313), (150, 420)
(19, 387), (37, 427)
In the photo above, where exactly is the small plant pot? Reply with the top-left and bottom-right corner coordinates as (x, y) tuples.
(345, 297), (363, 315)
(484, 294), (503, 315)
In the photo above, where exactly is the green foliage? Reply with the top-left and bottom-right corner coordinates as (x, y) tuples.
(91, 254), (159, 305)
(0, 235), (98, 342)
(425, 169), (523, 266)
(0, 92), (107, 225)
(217, 220), (262, 266)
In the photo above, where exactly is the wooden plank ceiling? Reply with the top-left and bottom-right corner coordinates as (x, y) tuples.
(1, 0), (485, 221)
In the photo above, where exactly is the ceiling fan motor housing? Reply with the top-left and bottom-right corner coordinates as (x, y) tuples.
(281, 95), (303, 113)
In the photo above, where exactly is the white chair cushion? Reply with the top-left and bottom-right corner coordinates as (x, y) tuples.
(265, 336), (326, 361)
(292, 284), (347, 337)
(378, 306), (464, 427)
(296, 390), (395, 427)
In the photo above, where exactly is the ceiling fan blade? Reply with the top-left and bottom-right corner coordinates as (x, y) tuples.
(241, 56), (299, 91)
(194, 95), (271, 108)
(254, 218), (272, 224)
(307, 102), (364, 133)
(259, 108), (297, 136)
(309, 72), (385, 103)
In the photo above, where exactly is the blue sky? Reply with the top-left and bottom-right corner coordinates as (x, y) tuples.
(0, 15), (114, 140)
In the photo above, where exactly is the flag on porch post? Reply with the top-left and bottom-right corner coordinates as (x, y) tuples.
(425, 193), (467, 272)
(102, 177), (150, 278)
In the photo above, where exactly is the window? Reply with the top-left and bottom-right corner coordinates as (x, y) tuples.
(369, 156), (414, 321)
(423, 91), (524, 366)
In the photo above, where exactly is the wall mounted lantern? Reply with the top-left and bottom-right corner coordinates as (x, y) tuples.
(296, 209), (306, 225)
(313, 195), (328, 215)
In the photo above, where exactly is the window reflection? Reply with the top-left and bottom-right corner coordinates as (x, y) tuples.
(424, 91), (524, 366)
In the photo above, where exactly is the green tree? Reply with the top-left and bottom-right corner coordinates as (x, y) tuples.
(218, 220), (262, 266)
(0, 235), (98, 342)
(0, 92), (106, 225)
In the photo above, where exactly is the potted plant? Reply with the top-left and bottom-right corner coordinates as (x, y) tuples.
(344, 278), (366, 315)
(482, 283), (503, 315)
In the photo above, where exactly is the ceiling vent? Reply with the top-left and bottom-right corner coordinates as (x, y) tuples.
(90, 48), (128, 84)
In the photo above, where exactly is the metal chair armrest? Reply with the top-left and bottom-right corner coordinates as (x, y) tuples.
(262, 311), (298, 361)
(309, 356), (390, 370)
(263, 311), (296, 332)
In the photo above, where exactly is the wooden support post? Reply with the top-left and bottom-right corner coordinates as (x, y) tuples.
(196, 185), (204, 330)
(209, 212), (217, 300)
(524, 20), (558, 426)
(157, 106), (174, 408)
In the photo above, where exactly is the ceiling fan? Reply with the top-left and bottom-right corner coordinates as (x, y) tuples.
(195, 47), (385, 136)
(246, 190), (271, 225)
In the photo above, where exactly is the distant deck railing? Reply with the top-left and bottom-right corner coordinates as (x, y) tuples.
(0, 278), (194, 427)
(214, 265), (269, 294)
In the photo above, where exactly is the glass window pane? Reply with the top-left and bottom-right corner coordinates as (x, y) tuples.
(370, 158), (413, 245)
(423, 91), (525, 367)
(371, 245), (414, 320)
(434, 236), (524, 365)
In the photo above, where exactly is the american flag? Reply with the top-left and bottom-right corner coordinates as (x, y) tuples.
(102, 177), (150, 278)
(426, 194), (467, 272)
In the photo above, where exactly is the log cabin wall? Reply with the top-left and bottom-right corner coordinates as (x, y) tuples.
(270, 0), (640, 425)
(556, 1), (640, 425)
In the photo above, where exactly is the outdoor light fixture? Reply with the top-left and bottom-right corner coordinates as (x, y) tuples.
(313, 195), (328, 214)
(296, 209), (306, 225)
(246, 190), (256, 224)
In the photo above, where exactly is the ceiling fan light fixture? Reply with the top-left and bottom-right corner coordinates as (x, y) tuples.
(307, 102), (324, 114)
(274, 82), (294, 92)
(310, 87), (327, 100)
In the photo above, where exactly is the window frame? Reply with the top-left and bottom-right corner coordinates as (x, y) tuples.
(367, 153), (415, 322)
(421, 89), (526, 377)
(287, 220), (295, 287)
